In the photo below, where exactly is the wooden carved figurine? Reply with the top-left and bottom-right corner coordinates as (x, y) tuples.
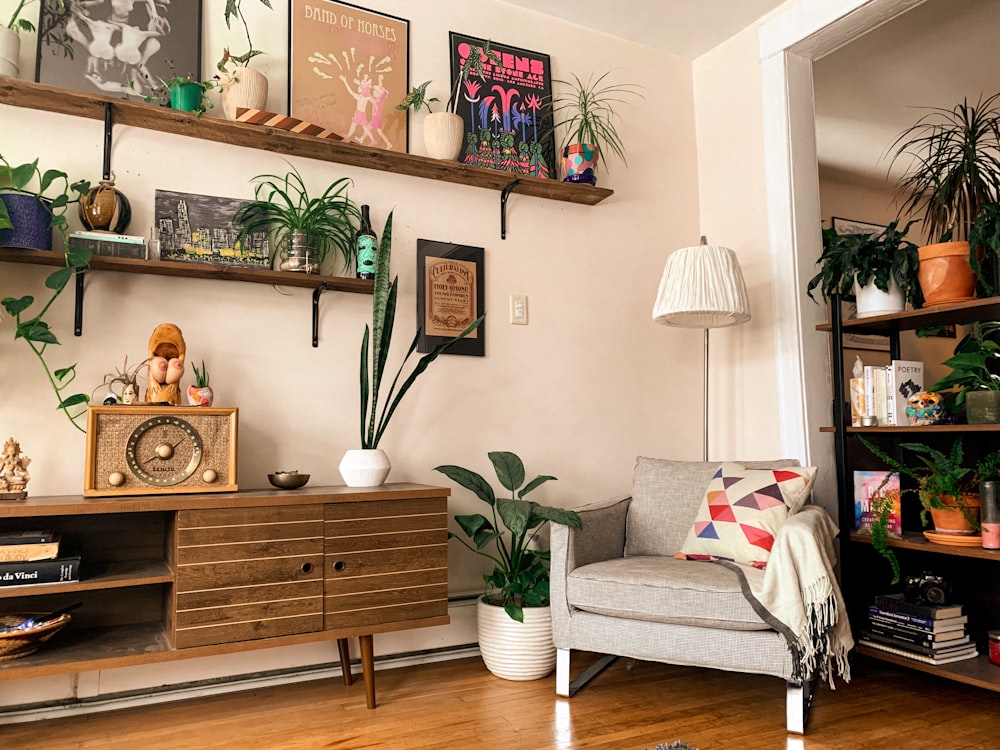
(0, 437), (31, 500)
(145, 323), (186, 405)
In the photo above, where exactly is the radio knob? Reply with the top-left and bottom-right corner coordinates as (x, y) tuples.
(203, 469), (218, 484)
(109, 472), (125, 487)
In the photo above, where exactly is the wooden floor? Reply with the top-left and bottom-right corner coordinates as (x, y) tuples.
(0, 653), (997, 749)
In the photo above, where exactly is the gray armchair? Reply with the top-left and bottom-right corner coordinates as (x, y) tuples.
(550, 457), (851, 734)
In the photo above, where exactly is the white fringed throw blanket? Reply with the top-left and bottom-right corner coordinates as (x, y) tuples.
(719, 505), (854, 686)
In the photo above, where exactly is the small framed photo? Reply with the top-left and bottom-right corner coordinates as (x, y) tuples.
(35, 0), (202, 100)
(155, 190), (270, 269)
(416, 240), (485, 357)
(832, 217), (885, 237)
(288, 0), (409, 152)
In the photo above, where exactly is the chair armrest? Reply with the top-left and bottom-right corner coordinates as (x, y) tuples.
(552, 494), (632, 575)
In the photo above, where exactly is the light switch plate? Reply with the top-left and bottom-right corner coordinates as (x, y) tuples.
(509, 294), (528, 325)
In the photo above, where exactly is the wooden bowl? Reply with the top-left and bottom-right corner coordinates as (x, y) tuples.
(0, 613), (71, 661)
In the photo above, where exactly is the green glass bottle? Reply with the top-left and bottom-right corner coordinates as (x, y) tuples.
(355, 204), (377, 279)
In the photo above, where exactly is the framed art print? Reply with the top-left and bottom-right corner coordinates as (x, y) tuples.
(35, 0), (202, 100)
(417, 240), (485, 356)
(289, 0), (409, 152)
(155, 190), (270, 269)
(448, 32), (554, 178)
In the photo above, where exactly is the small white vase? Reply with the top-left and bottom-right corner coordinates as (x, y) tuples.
(423, 112), (464, 160)
(0, 26), (20, 78)
(219, 65), (269, 121)
(854, 275), (904, 318)
(339, 448), (391, 487)
(476, 599), (556, 681)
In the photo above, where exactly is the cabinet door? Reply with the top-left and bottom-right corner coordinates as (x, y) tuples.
(324, 498), (448, 631)
(174, 505), (324, 648)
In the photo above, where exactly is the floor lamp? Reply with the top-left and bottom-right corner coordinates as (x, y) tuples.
(652, 237), (751, 461)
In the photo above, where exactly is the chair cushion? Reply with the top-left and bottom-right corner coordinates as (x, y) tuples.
(676, 463), (817, 567)
(626, 456), (802, 557)
(566, 556), (771, 631)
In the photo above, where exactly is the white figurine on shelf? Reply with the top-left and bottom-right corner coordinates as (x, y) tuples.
(0, 437), (31, 498)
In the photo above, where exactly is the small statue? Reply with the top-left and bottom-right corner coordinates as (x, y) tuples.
(94, 356), (147, 406)
(0, 437), (31, 499)
(906, 391), (946, 426)
(145, 323), (186, 405)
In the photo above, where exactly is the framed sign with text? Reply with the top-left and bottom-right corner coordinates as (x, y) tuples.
(416, 240), (485, 356)
(289, 0), (409, 152)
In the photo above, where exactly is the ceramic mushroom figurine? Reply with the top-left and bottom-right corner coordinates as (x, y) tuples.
(145, 323), (186, 405)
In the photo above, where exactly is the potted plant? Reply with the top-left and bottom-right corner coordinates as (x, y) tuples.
(92, 356), (147, 405)
(216, 0), (273, 120)
(164, 74), (215, 115)
(549, 71), (643, 186)
(806, 219), (922, 316)
(1, 153), (92, 432)
(969, 202), (1000, 296)
(434, 451), (581, 680)
(405, 41), (500, 161)
(928, 321), (1000, 423)
(233, 165), (360, 274)
(888, 93), (1000, 305)
(339, 210), (483, 487)
(1, 0), (40, 77)
(186, 360), (213, 406)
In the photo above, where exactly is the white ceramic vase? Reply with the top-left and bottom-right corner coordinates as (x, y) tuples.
(338, 448), (391, 487)
(219, 65), (269, 121)
(423, 112), (464, 160)
(476, 599), (556, 681)
(854, 275), (904, 318)
(0, 26), (20, 78)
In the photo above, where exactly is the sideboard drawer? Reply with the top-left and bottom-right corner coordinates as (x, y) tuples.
(324, 498), (448, 630)
(174, 505), (324, 648)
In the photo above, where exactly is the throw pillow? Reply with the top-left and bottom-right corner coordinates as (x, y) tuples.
(676, 462), (817, 567)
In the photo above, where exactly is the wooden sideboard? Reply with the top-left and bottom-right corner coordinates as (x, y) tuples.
(0, 484), (450, 709)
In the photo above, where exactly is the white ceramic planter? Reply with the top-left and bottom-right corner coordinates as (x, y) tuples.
(423, 112), (464, 160)
(476, 599), (556, 681)
(338, 448), (391, 487)
(0, 26), (19, 78)
(219, 65), (269, 121)
(854, 275), (904, 318)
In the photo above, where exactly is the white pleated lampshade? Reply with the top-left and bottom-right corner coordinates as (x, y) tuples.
(652, 240), (751, 329)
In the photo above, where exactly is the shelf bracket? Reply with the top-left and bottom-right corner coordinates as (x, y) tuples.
(312, 282), (328, 347)
(74, 270), (85, 337)
(500, 179), (522, 240)
(102, 102), (113, 180)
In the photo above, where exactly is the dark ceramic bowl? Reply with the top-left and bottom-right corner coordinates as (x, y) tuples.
(268, 471), (310, 490)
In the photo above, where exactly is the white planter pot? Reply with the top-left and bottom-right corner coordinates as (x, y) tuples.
(219, 65), (269, 121)
(854, 275), (904, 318)
(338, 448), (391, 487)
(476, 599), (556, 681)
(423, 112), (464, 160)
(0, 26), (19, 78)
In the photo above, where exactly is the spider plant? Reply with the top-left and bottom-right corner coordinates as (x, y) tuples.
(550, 71), (644, 168)
(233, 166), (360, 272)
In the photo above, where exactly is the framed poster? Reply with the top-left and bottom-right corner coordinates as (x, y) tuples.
(155, 190), (270, 269)
(289, 0), (409, 152)
(416, 240), (485, 357)
(35, 0), (202, 100)
(448, 32), (554, 179)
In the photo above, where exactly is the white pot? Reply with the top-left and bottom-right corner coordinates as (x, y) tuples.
(0, 26), (19, 78)
(854, 275), (904, 318)
(338, 448), (391, 487)
(219, 65), (269, 121)
(476, 599), (555, 681)
(423, 112), (464, 160)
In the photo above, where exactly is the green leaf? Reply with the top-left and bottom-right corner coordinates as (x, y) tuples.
(45, 267), (74, 291)
(504, 603), (524, 623)
(454, 514), (501, 550)
(18, 320), (58, 345)
(497, 498), (531, 537)
(54, 364), (77, 381)
(434, 465), (496, 506)
(489, 451), (525, 493)
(531, 504), (583, 529)
(519, 474), (557, 499)
(66, 246), (93, 268)
(2, 295), (34, 316)
(58, 393), (89, 409)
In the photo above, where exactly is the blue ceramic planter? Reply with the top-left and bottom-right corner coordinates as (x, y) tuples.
(0, 194), (53, 250)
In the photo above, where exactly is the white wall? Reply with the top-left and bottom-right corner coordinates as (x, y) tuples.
(0, 0), (705, 704)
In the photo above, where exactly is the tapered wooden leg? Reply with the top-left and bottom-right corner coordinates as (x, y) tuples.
(360, 634), (375, 709)
(337, 638), (353, 686)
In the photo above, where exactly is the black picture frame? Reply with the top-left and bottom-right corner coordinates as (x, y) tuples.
(448, 32), (554, 178)
(35, 0), (202, 101)
(416, 240), (485, 356)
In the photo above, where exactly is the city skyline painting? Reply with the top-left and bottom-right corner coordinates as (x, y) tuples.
(154, 190), (270, 269)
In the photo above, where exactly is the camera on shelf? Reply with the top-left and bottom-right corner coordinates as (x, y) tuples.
(904, 572), (951, 605)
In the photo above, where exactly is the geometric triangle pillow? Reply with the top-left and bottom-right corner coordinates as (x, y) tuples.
(675, 463), (817, 567)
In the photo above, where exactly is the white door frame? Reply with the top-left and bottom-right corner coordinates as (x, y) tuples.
(759, 0), (928, 509)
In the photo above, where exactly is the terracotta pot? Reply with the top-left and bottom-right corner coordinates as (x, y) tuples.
(917, 241), (975, 307)
(927, 493), (981, 535)
(423, 112), (464, 160)
(219, 65), (269, 121)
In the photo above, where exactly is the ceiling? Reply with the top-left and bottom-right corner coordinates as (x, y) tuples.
(498, 0), (787, 59)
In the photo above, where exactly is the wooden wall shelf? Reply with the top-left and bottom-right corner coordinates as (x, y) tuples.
(817, 296), (1000, 335)
(0, 78), (613, 207)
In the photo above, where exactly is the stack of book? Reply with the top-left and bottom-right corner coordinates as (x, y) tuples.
(0, 531), (80, 586)
(860, 593), (978, 666)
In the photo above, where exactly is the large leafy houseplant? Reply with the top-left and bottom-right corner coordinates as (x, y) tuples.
(434, 451), (582, 622)
(358, 210), (483, 450)
(806, 220), (921, 307)
(928, 321), (1000, 407)
(233, 166), (360, 273)
(1, 154), (92, 431)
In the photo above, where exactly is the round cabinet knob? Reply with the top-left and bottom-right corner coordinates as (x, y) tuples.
(202, 469), (218, 484)
(333, 560), (346, 572)
(155, 443), (174, 459)
(108, 472), (125, 487)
